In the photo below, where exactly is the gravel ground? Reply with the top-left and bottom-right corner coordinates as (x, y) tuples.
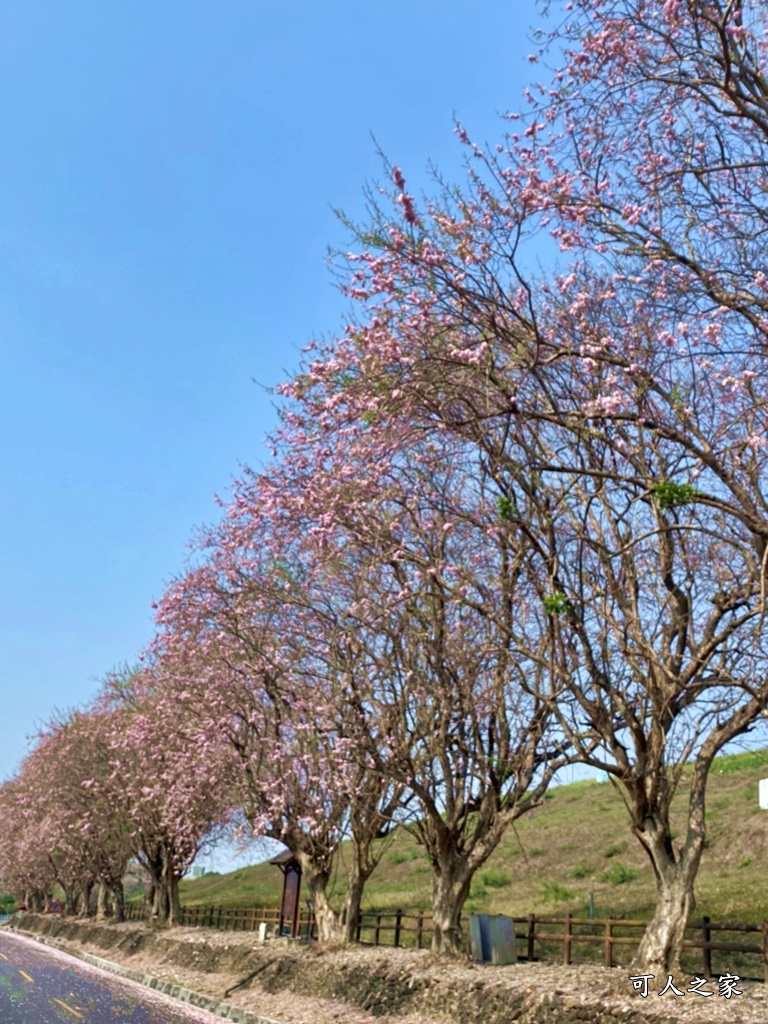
(10, 919), (768, 1024)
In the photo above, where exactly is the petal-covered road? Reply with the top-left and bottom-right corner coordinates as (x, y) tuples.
(0, 930), (229, 1023)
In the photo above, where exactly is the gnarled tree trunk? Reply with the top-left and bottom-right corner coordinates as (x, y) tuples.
(430, 857), (471, 956)
(340, 870), (364, 945)
(632, 814), (704, 977)
(79, 881), (94, 917)
(296, 853), (368, 945)
(63, 884), (80, 917)
(110, 880), (125, 923)
(164, 856), (182, 927)
(308, 884), (341, 944)
(96, 882), (110, 921)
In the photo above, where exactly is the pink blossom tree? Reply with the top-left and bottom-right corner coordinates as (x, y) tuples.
(257, 367), (584, 954)
(0, 709), (135, 919)
(301, 194), (768, 971)
(0, 776), (56, 912)
(265, 0), (768, 969)
(9, 719), (97, 915)
(95, 667), (234, 927)
(325, 459), (575, 956)
(150, 501), (407, 945)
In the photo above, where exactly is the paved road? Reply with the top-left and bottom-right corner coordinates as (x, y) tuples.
(0, 930), (225, 1023)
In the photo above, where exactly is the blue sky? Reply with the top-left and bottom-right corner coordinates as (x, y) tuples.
(0, 0), (552, 869)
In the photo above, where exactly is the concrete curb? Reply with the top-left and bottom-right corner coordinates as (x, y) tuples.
(5, 925), (284, 1024)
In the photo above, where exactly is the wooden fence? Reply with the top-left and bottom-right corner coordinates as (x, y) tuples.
(514, 913), (768, 979)
(122, 905), (768, 979)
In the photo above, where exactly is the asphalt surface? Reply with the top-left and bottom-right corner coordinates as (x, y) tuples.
(0, 930), (225, 1023)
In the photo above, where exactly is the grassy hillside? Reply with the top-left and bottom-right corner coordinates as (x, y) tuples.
(169, 748), (768, 926)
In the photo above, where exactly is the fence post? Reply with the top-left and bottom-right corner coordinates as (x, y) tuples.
(416, 911), (424, 950)
(701, 916), (712, 977)
(763, 922), (768, 983)
(527, 914), (536, 961)
(604, 918), (613, 968)
(356, 911), (362, 942)
(563, 913), (572, 965)
(394, 909), (402, 949)
(374, 912), (382, 947)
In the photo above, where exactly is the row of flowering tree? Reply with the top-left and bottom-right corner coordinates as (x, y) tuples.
(140, 422), (570, 951)
(0, 683), (234, 926)
(2, 0), (768, 979)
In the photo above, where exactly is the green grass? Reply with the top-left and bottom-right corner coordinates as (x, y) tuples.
(714, 749), (768, 775)
(123, 746), (768, 931)
(389, 849), (419, 865)
(540, 881), (576, 903)
(481, 870), (512, 889)
(598, 861), (637, 885)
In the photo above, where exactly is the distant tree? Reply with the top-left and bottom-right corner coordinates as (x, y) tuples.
(150, 483), (406, 945)
(0, 776), (55, 911)
(96, 667), (234, 927)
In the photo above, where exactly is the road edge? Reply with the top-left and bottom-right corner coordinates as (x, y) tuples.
(1, 924), (284, 1024)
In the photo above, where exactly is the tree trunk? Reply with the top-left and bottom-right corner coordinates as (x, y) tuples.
(632, 819), (702, 976)
(153, 883), (169, 925)
(340, 871), (364, 944)
(306, 880), (343, 944)
(80, 881), (94, 917)
(634, 873), (694, 977)
(146, 866), (167, 925)
(139, 842), (167, 924)
(110, 880), (125, 923)
(282, 847), (371, 946)
(63, 885), (79, 917)
(96, 882), (110, 922)
(165, 859), (182, 927)
(430, 859), (471, 956)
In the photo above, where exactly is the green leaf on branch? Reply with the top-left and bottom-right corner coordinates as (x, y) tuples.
(652, 481), (700, 510)
(543, 592), (571, 616)
(496, 495), (518, 522)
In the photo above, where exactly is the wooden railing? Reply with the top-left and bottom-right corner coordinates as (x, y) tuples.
(513, 913), (768, 980)
(122, 904), (768, 979)
(124, 903), (315, 937)
(356, 909), (429, 949)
